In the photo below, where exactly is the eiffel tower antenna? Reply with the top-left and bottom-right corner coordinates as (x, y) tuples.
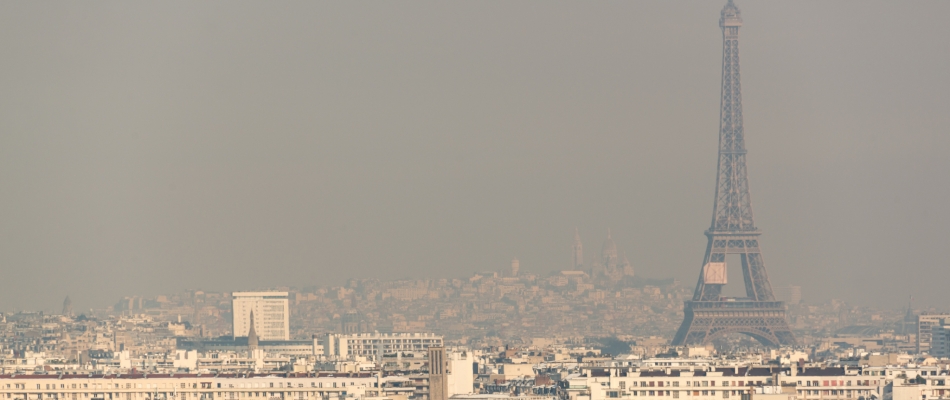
(672, 0), (795, 347)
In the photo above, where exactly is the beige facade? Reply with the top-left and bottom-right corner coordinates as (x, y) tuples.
(427, 347), (448, 400)
(0, 373), (376, 400)
(566, 367), (885, 400)
(232, 292), (290, 341)
(323, 333), (443, 360)
(889, 377), (950, 400)
(918, 314), (950, 354)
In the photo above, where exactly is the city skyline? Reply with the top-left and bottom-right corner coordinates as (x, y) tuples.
(1, 1), (949, 313)
(3, 4), (950, 400)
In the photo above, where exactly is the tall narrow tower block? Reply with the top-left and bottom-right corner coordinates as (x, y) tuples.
(428, 347), (449, 400)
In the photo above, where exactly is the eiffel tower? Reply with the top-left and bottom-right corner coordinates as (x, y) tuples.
(672, 0), (796, 347)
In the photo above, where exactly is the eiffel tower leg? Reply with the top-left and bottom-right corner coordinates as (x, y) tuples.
(672, 305), (694, 345)
(740, 252), (755, 299)
(672, 304), (710, 346)
(741, 250), (775, 301)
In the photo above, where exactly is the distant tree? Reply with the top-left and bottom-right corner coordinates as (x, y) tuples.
(595, 337), (631, 356)
(654, 349), (679, 358)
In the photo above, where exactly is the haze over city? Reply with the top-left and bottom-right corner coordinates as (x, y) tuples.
(5, 4), (950, 400)
(1, 0), (949, 314)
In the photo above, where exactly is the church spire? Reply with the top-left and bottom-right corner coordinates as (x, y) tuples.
(62, 296), (73, 316)
(572, 228), (584, 270)
(601, 228), (618, 270)
(247, 311), (259, 350)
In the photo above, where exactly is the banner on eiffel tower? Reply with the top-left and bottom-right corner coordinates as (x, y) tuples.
(703, 262), (727, 285)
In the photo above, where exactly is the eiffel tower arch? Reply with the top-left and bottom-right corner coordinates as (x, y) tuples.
(672, 0), (796, 348)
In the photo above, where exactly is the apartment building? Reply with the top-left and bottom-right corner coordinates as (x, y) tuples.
(567, 366), (776, 400)
(888, 376), (950, 400)
(917, 314), (950, 354)
(930, 320), (950, 359)
(0, 372), (376, 400)
(322, 333), (443, 360)
(232, 292), (290, 341)
(565, 366), (890, 400)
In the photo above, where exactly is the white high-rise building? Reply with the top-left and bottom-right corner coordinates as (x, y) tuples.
(931, 319), (950, 358)
(918, 313), (950, 354)
(232, 291), (290, 341)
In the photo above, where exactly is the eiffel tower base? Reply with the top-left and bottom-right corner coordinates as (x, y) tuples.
(672, 300), (796, 347)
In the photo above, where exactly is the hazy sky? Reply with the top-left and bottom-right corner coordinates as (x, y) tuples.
(1, 1), (948, 313)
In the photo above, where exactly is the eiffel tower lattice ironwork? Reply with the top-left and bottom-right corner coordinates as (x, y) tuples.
(672, 0), (796, 348)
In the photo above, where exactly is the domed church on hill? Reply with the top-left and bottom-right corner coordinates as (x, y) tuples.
(573, 229), (635, 280)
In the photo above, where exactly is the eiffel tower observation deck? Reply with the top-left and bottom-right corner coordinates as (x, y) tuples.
(672, 0), (796, 347)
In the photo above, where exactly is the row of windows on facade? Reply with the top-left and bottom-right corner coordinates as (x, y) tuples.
(613, 380), (881, 389)
(608, 390), (738, 398)
(4, 382), (368, 391)
(795, 381), (876, 387)
(348, 340), (438, 345)
(7, 392), (363, 399)
(798, 390), (875, 396)
(865, 370), (943, 376)
(239, 316), (284, 321)
(352, 345), (427, 350)
(615, 381), (764, 388)
(606, 389), (877, 399)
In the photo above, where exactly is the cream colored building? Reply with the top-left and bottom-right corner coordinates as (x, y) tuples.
(888, 377), (950, 400)
(565, 366), (884, 400)
(232, 292), (290, 341)
(323, 333), (443, 360)
(0, 372), (378, 400)
(918, 314), (950, 355)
